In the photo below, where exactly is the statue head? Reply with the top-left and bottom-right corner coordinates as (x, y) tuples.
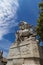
(19, 21), (30, 30)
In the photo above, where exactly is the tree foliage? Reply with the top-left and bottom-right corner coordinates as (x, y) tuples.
(36, 1), (43, 42)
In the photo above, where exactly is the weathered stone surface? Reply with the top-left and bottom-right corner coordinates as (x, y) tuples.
(6, 22), (43, 65)
(7, 37), (41, 59)
(23, 59), (41, 65)
(7, 37), (43, 65)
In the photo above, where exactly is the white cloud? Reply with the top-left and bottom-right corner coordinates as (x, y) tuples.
(0, 0), (19, 40)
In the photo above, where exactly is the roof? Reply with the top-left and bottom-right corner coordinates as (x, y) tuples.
(1, 57), (7, 63)
(0, 51), (7, 63)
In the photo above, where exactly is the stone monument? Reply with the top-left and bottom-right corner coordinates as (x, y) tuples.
(6, 21), (43, 65)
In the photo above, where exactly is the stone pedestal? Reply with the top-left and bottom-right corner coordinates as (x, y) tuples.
(6, 37), (43, 65)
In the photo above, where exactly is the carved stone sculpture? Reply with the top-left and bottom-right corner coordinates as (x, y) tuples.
(16, 21), (36, 44)
(6, 21), (43, 65)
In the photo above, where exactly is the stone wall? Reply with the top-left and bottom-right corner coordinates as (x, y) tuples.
(6, 37), (43, 65)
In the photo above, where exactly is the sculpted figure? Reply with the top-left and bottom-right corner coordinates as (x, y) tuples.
(16, 21), (36, 44)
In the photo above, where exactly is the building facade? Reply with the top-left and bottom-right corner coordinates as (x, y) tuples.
(0, 51), (7, 65)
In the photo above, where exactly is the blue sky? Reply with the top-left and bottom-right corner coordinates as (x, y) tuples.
(0, 0), (41, 57)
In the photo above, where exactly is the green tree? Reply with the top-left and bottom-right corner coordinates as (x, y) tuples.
(36, 0), (43, 42)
